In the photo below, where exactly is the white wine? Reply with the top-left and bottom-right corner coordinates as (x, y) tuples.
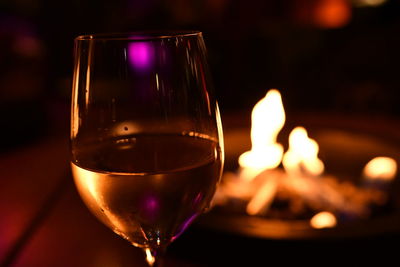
(71, 134), (222, 251)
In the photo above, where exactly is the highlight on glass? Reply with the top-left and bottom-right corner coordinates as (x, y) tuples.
(70, 31), (224, 266)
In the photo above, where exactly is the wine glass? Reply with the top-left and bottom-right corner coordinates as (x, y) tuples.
(70, 31), (224, 266)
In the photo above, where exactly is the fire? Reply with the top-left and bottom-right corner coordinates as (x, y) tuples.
(310, 211), (337, 229)
(363, 157), (397, 182)
(246, 175), (278, 215)
(214, 88), (398, 230)
(238, 89), (285, 180)
(282, 127), (324, 177)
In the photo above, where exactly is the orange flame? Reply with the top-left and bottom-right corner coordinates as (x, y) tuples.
(282, 127), (324, 176)
(246, 176), (278, 215)
(363, 157), (397, 182)
(310, 211), (337, 229)
(238, 89), (285, 180)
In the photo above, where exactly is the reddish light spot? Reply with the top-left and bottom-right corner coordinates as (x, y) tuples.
(314, 0), (351, 28)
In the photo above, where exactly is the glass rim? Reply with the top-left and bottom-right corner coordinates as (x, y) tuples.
(75, 30), (202, 41)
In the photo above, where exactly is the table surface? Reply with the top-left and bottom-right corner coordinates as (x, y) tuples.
(1, 114), (400, 267)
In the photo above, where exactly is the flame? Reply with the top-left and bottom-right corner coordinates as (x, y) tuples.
(238, 89), (285, 180)
(233, 89), (329, 217)
(310, 211), (337, 229)
(282, 127), (324, 176)
(246, 176), (278, 215)
(219, 89), (396, 225)
(363, 157), (397, 182)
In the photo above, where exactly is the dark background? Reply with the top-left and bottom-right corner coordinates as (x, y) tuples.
(0, 0), (399, 150)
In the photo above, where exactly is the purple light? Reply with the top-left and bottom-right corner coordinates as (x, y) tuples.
(140, 195), (159, 222)
(145, 196), (158, 211)
(128, 42), (154, 72)
(172, 213), (198, 241)
(192, 192), (203, 208)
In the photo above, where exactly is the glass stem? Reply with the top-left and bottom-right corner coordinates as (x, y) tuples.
(144, 247), (165, 267)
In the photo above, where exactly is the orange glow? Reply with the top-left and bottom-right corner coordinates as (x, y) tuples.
(246, 176), (278, 215)
(354, 0), (387, 7)
(71, 59), (80, 139)
(112, 121), (140, 136)
(310, 211), (337, 229)
(71, 163), (128, 234)
(145, 248), (156, 266)
(238, 89), (285, 180)
(282, 127), (324, 176)
(314, 0), (351, 28)
(363, 157), (397, 182)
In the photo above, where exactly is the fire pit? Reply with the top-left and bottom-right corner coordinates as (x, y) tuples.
(198, 90), (400, 240)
